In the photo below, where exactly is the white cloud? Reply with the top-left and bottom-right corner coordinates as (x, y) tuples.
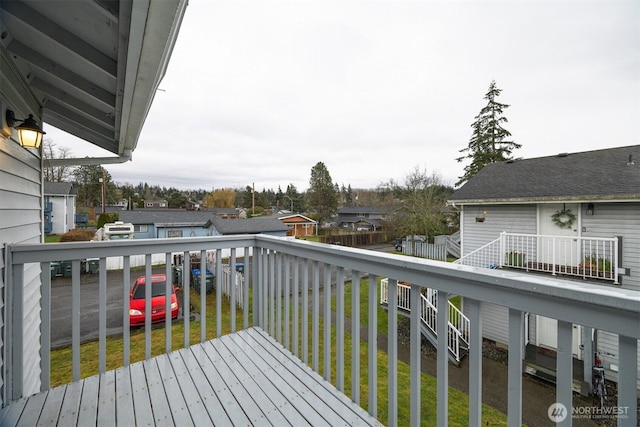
(45, 0), (639, 191)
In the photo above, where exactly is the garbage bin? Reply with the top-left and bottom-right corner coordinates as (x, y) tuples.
(50, 262), (61, 279)
(172, 265), (183, 286)
(235, 263), (244, 274)
(60, 260), (72, 278)
(86, 258), (99, 274)
(191, 268), (214, 294)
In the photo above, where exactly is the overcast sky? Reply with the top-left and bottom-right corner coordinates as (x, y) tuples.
(45, 0), (639, 192)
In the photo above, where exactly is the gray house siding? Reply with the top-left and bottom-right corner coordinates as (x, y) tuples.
(582, 202), (640, 386)
(2, 46), (48, 404)
(460, 204), (537, 255)
(0, 135), (44, 405)
(581, 202), (640, 292)
(461, 204), (537, 346)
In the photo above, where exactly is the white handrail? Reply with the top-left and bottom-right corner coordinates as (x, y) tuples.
(381, 279), (469, 361)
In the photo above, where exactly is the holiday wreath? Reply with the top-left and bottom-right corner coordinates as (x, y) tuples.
(551, 208), (576, 229)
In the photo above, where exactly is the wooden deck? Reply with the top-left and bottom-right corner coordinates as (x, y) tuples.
(0, 327), (381, 426)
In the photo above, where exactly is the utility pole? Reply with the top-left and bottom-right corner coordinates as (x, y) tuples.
(252, 182), (255, 217)
(101, 169), (106, 214)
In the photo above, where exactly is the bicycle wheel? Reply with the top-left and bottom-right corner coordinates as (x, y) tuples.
(598, 383), (605, 408)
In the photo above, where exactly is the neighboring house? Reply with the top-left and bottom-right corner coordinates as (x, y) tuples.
(120, 210), (215, 238)
(0, 0), (187, 404)
(335, 206), (392, 231)
(43, 182), (77, 234)
(120, 209), (259, 238)
(271, 213), (318, 237)
(144, 199), (168, 209)
(207, 217), (289, 237)
(448, 144), (640, 388)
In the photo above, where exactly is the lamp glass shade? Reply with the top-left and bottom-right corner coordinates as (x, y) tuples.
(18, 127), (43, 148)
(16, 114), (45, 148)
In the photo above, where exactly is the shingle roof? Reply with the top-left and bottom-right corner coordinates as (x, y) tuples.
(120, 210), (216, 226)
(338, 206), (393, 214)
(449, 145), (640, 203)
(208, 217), (289, 235)
(44, 181), (76, 196)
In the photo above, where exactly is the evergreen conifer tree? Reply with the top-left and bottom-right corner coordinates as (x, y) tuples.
(456, 80), (520, 186)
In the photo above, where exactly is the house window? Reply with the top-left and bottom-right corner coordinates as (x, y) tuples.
(134, 225), (148, 232)
(167, 230), (183, 238)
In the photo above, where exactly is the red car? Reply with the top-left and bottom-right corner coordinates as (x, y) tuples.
(129, 274), (179, 326)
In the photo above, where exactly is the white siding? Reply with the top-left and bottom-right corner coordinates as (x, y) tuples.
(461, 205), (537, 347)
(480, 303), (509, 345)
(2, 51), (45, 404)
(0, 138), (44, 405)
(581, 202), (640, 292)
(461, 204), (537, 256)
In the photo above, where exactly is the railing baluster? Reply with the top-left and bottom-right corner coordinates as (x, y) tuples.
(165, 254), (172, 352)
(276, 252), (282, 342)
(410, 283), (421, 427)
(123, 256), (130, 366)
(351, 270), (361, 405)
(230, 248), (237, 333)
(387, 278), (398, 427)
(269, 250), (276, 338)
(618, 335), (638, 427)
(368, 274), (378, 419)
(292, 256), (299, 358)
(312, 261), (320, 373)
(144, 255), (152, 360)
(97, 259), (106, 373)
(468, 299), (482, 427)
(556, 320), (573, 427)
(323, 263), (331, 381)
(182, 251), (190, 349)
(243, 246), (250, 329)
(336, 267), (345, 392)
(508, 308), (524, 427)
(200, 250), (207, 342)
(284, 254), (290, 351)
(436, 289), (449, 426)
(71, 259), (80, 382)
(302, 259), (309, 364)
(216, 250), (223, 338)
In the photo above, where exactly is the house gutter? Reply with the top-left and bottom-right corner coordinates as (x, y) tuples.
(43, 149), (133, 167)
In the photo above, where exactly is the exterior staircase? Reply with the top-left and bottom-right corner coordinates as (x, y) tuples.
(380, 278), (469, 365)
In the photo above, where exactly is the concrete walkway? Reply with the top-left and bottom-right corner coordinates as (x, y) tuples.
(360, 324), (598, 427)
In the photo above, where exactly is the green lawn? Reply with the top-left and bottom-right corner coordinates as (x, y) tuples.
(50, 281), (507, 426)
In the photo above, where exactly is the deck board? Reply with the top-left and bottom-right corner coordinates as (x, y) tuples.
(0, 327), (382, 426)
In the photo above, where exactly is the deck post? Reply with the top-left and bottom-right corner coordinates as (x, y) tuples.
(508, 308), (524, 427)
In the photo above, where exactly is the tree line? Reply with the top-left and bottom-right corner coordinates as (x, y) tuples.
(44, 80), (519, 241)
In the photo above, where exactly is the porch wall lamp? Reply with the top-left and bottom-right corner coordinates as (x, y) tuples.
(5, 109), (46, 149)
(586, 203), (595, 216)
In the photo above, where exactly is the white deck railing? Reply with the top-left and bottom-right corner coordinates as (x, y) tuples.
(380, 279), (470, 362)
(455, 232), (619, 283)
(4, 235), (639, 426)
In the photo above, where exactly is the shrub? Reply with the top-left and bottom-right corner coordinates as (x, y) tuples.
(60, 229), (96, 242)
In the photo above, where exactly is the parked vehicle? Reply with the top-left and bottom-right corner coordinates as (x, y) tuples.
(129, 274), (179, 326)
(592, 352), (607, 408)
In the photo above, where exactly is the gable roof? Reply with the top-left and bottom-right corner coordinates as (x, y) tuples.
(44, 182), (76, 196)
(338, 206), (393, 214)
(449, 145), (640, 204)
(120, 210), (215, 226)
(207, 217), (289, 235)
